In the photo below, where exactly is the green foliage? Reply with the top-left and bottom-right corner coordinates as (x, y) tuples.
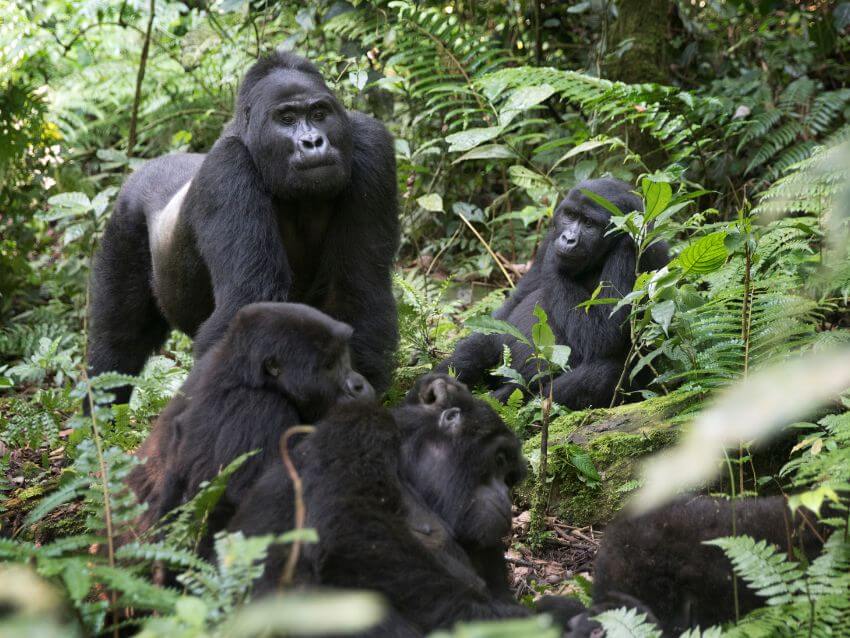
(1, 0), (850, 634)
(709, 530), (850, 637)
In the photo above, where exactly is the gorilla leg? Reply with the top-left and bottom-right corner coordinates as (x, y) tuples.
(88, 198), (169, 405)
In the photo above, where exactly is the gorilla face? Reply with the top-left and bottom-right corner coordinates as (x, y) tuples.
(551, 179), (642, 273)
(397, 376), (527, 548)
(244, 69), (353, 198)
(228, 302), (373, 420)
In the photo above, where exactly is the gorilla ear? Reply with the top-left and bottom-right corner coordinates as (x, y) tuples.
(244, 106), (251, 125)
(264, 357), (281, 377)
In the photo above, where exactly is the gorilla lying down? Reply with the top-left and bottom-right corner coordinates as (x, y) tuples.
(231, 374), (532, 635)
(131, 305), (540, 634)
(89, 50), (399, 407)
(439, 178), (669, 409)
(544, 495), (828, 637)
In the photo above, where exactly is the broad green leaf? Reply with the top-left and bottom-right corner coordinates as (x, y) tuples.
(499, 84), (555, 126)
(494, 364), (526, 387)
(788, 485), (840, 516)
(508, 165), (554, 201)
(569, 447), (600, 482)
(349, 69), (368, 91)
(225, 591), (386, 636)
(650, 299), (675, 335)
(63, 561), (91, 604)
(641, 179), (672, 222)
(175, 597), (208, 627)
(677, 232), (728, 275)
(531, 305), (556, 351)
(453, 144), (516, 164)
(417, 193), (444, 212)
(445, 126), (504, 152)
(466, 316), (531, 346)
(549, 344), (572, 372)
(579, 188), (624, 217)
(557, 139), (610, 163)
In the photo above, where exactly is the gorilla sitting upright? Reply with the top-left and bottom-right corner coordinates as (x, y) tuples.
(129, 302), (374, 543)
(88, 51), (399, 405)
(229, 374), (531, 634)
(439, 178), (669, 409)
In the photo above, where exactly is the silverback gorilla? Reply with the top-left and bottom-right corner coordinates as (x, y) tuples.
(88, 52), (399, 404)
(228, 375), (531, 635)
(439, 178), (669, 409)
(129, 302), (374, 542)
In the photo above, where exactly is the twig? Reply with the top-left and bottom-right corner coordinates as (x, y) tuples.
(456, 211), (515, 288)
(278, 425), (316, 588)
(128, 0), (156, 157)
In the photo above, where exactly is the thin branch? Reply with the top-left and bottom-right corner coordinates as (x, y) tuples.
(457, 211), (516, 288)
(128, 0), (157, 157)
(279, 425), (316, 589)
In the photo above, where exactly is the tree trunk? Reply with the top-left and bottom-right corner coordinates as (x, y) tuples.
(606, 0), (672, 169)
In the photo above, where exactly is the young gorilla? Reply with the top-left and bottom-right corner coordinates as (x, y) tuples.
(129, 302), (374, 540)
(88, 51), (399, 406)
(229, 374), (530, 634)
(548, 495), (827, 637)
(438, 179), (669, 409)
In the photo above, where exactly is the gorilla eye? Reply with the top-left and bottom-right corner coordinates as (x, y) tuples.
(311, 109), (327, 122)
(276, 111), (296, 125)
(264, 357), (281, 377)
(583, 218), (594, 228)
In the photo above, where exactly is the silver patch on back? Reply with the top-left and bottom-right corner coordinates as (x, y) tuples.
(149, 180), (191, 255)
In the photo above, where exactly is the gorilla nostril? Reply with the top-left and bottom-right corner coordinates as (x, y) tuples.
(300, 135), (325, 151)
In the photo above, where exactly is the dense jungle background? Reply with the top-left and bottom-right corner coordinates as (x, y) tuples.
(2, 0), (850, 636)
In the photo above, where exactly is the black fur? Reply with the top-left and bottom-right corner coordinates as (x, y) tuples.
(88, 51), (399, 405)
(590, 495), (827, 636)
(439, 178), (669, 409)
(229, 374), (530, 634)
(128, 302), (373, 542)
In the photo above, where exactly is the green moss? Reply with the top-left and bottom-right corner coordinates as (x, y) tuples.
(520, 391), (701, 526)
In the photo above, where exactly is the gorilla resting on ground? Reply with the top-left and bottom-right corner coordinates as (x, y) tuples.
(129, 302), (374, 543)
(547, 495), (828, 637)
(438, 178), (669, 409)
(229, 374), (531, 635)
(88, 51), (399, 405)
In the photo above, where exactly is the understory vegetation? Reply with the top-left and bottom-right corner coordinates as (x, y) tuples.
(2, 1), (850, 636)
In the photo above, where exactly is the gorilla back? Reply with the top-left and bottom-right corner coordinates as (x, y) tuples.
(88, 51), (399, 404)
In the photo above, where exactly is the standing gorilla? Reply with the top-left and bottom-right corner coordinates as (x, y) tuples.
(439, 179), (669, 409)
(88, 51), (399, 403)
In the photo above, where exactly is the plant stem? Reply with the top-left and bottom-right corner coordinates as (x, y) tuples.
(127, 0), (156, 157)
(279, 425), (316, 588)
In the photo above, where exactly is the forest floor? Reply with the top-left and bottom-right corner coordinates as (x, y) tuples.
(508, 508), (599, 600)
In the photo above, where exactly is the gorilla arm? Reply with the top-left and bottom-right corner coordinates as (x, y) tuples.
(301, 404), (528, 632)
(319, 113), (399, 394)
(184, 136), (293, 357)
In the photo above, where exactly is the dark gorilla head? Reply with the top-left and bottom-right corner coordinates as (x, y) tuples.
(233, 51), (353, 198)
(551, 178), (642, 273)
(219, 302), (373, 420)
(395, 374), (527, 547)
